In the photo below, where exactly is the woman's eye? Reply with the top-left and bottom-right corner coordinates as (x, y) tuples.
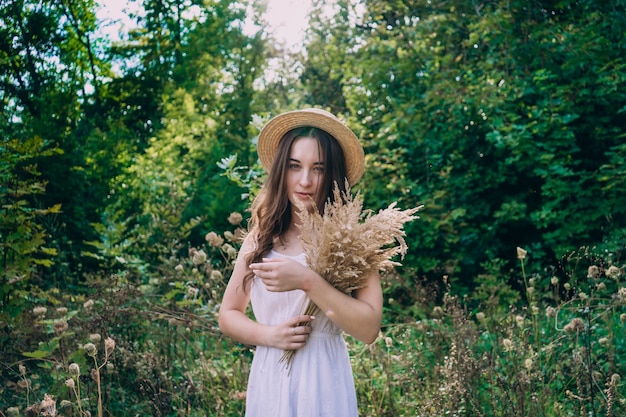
(289, 164), (300, 169)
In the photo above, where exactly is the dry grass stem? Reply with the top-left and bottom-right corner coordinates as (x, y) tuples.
(280, 182), (422, 366)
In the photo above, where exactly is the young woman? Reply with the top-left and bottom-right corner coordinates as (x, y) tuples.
(218, 108), (383, 416)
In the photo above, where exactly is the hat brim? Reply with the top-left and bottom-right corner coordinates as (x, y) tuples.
(257, 108), (365, 185)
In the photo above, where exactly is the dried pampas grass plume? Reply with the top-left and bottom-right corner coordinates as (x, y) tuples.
(280, 181), (423, 367)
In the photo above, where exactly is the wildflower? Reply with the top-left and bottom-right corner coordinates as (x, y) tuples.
(106, 362), (115, 371)
(527, 287), (535, 295)
(205, 232), (224, 248)
(531, 306), (539, 315)
(432, 306), (444, 318)
(599, 337), (609, 346)
(174, 264), (184, 272)
(68, 363), (80, 377)
(546, 306), (557, 318)
(228, 212), (243, 225)
(221, 243), (237, 258)
(40, 393), (56, 416)
(551, 276), (559, 285)
(610, 374), (621, 385)
(564, 317), (584, 333)
(524, 358), (533, 370)
(224, 231), (235, 241)
(606, 265), (621, 279)
(19, 364), (26, 376)
(502, 338), (513, 351)
(89, 333), (101, 343)
(104, 337), (116, 356)
(620, 313), (626, 323)
(60, 400), (72, 409)
(83, 342), (97, 357)
(65, 378), (75, 389)
(187, 286), (199, 298)
(476, 312), (485, 322)
(33, 306), (47, 316)
(56, 307), (68, 315)
(596, 282), (606, 291)
(516, 247), (527, 260)
(17, 379), (30, 389)
(53, 320), (68, 335)
(515, 315), (524, 327)
(564, 283), (571, 290)
(192, 268), (198, 274)
(210, 270), (223, 281)
(192, 249), (207, 265)
(6, 407), (20, 417)
(529, 277), (535, 286)
(587, 265), (600, 279)
(189, 247), (197, 257)
(578, 292), (588, 300)
(83, 299), (94, 310)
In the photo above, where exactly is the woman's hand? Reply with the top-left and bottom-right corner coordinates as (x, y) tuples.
(266, 314), (315, 350)
(250, 257), (311, 292)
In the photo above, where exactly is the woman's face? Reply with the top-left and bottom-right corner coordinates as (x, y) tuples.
(286, 136), (324, 214)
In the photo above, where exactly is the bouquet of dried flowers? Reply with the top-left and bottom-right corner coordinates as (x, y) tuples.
(280, 182), (423, 366)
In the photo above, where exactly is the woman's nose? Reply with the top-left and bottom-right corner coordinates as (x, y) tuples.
(299, 169), (313, 186)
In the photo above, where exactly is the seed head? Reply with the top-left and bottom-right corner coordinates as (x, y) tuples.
(606, 265), (621, 279)
(476, 312), (485, 322)
(546, 306), (557, 318)
(33, 306), (47, 316)
(7, 407), (20, 417)
(83, 343), (97, 357)
(551, 276), (559, 285)
(68, 363), (80, 377)
(205, 232), (224, 248)
(587, 265), (600, 279)
(64, 378), (75, 389)
(192, 250), (207, 265)
(599, 337), (609, 346)
(40, 393), (56, 416)
(515, 315), (525, 327)
(524, 358), (533, 370)
(175, 264), (184, 272)
(227, 212), (243, 225)
(83, 299), (94, 310)
(210, 270), (223, 281)
(610, 374), (621, 385)
(502, 338), (513, 351)
(224, 231), (235, 241)
(19, 364), (26, 376)
(53, 320), (68, 335)
(104, 337), (116, 356)
(89, 333), (101, 343)
(56, 307), (68, 315)
(516, 247), (527, 260)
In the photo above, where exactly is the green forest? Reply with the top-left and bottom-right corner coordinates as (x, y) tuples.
(1, 0), (625, 415)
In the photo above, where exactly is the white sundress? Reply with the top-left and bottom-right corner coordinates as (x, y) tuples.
(245, 250), (359, 417)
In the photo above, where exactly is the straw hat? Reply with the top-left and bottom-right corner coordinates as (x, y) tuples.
(257, 108), (365, 185)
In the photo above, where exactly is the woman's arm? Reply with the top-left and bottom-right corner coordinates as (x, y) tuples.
(218, 236), (314, 350)
(251, 258), (383, 344)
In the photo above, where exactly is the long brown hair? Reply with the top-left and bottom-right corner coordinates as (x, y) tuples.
(242, 127), (349, 291)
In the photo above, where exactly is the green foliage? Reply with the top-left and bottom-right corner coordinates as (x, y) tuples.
(301, 0), (626, 289)
(0, 136), (61, 318)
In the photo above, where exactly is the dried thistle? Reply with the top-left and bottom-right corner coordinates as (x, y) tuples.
(280, 182), (422, 366)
